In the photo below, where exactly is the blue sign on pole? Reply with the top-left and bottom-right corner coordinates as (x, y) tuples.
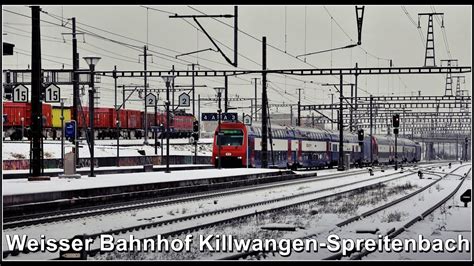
(201, 113), (218, 121)
(202, 113), (238, 121)
(222, 113), (238, 121)
(65, 120), (76, 139)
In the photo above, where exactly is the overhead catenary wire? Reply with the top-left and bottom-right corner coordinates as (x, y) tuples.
(401, 6), (426, 48)
(5, 6), (424, 106)
(3, 7), (247, 107)
(431, 6), (452, 59)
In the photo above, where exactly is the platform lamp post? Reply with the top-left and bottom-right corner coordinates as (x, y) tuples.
(161, 75), (175, 173)
(214, 87), (225, 170)
(83, 55), (101, 177)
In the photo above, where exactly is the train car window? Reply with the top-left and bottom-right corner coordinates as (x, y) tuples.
(217, 129), (244, 146)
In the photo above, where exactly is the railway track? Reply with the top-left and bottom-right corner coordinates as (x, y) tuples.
(347, 165), (472, 261)
(218, 163), (471, 260)
(4, 167), (375, 228)
(2, 161), (456, 260)
(5, 161), (442, 228)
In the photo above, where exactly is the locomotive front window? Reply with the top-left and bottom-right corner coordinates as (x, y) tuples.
(217, 129), (244, 146)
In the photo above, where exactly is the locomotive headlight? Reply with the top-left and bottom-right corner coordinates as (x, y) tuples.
(237, 156), (242, 159)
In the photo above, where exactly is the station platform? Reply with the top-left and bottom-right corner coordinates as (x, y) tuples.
(3, 164), (214, 179)
(3, 168), (296, 216)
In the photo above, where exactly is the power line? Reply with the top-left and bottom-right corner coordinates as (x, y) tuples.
(15, 50), (72, 66)
(431, 6), (452, 59)
(401, 6), (426, 48)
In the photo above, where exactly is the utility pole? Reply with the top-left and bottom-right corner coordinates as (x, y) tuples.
(60, 99), (64, 169)
(114, 65), (119, 166)
(215, 88), (223, 169)
(122, 85), (126, 109)
(350, 84), (354, 132)
(71, 17), (80, 166)
(464, 137), (468, 161)
(330, 93), (334, 130)
(253, 78), (259, 121)
(198, 94), (201, 126)
(261, 36), (268, 168)
(418, 12), (444, 67)
(337, 74), (344, 171)
(171, 65), (175, 113)
(224, 75), (228, 113)
(456, 136), (459, 160)
(369, 95), (374, 165)
(83, 55), (101, 178)
(155, 99), (158, 155)
(140, 45), (152, 145)
(355, 63), (358, 112)
(290, 105), (293, 126)
(164, 78), (172, 173)
(296, 88), (303, 127)
(441, 59), (458, 96)
(191, 63), (196, 116)
(29, 6), (46, 180)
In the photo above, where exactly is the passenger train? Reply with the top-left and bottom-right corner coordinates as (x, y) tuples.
(211, 121), (421, 169)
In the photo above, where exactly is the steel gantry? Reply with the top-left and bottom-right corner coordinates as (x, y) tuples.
(3, 65), (472, 171)
(3, 66), (472, 84)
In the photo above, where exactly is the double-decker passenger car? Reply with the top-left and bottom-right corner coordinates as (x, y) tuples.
(211, 121), (421, 169)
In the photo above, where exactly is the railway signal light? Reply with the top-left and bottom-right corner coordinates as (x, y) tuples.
(394, 128), (399, 135)
(193, 121), (199, 133)
(461, 189), (471, 207)
(392, 114), (400, 128)
(357, 129), (364, 142)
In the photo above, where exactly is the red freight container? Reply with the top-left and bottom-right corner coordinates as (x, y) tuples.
(42, 104), (53, 128)
(94, 107), (114, 128)
(76, 107), (113, 128)
(77, 108), (89, 128)
(112, 109), (128, 129)
(3, 102), (52, 128)
(127, 110), (142, 129)
(3, 102), (31, 127)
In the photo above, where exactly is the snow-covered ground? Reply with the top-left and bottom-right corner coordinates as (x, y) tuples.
(364, 169), (472, 260)
(2, 139), (213, 160)
(3, 165), (427, 260)
(3, 164), (468, 261)
(269, 164), (472, 260)
(2, 164), (211, 175)
(3, 168), (281, 195)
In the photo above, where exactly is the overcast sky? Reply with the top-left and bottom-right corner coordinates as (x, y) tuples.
(2, 5), (472, 116)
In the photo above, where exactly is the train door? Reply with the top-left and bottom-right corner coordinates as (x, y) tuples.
(372, 137), (378, 162)
(326, 141), (331, 164)
(286, 139), (293, 168)
(249, 135), (255, 167)
(298, 140), (303, 165)
(291, 139), (299, 166)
